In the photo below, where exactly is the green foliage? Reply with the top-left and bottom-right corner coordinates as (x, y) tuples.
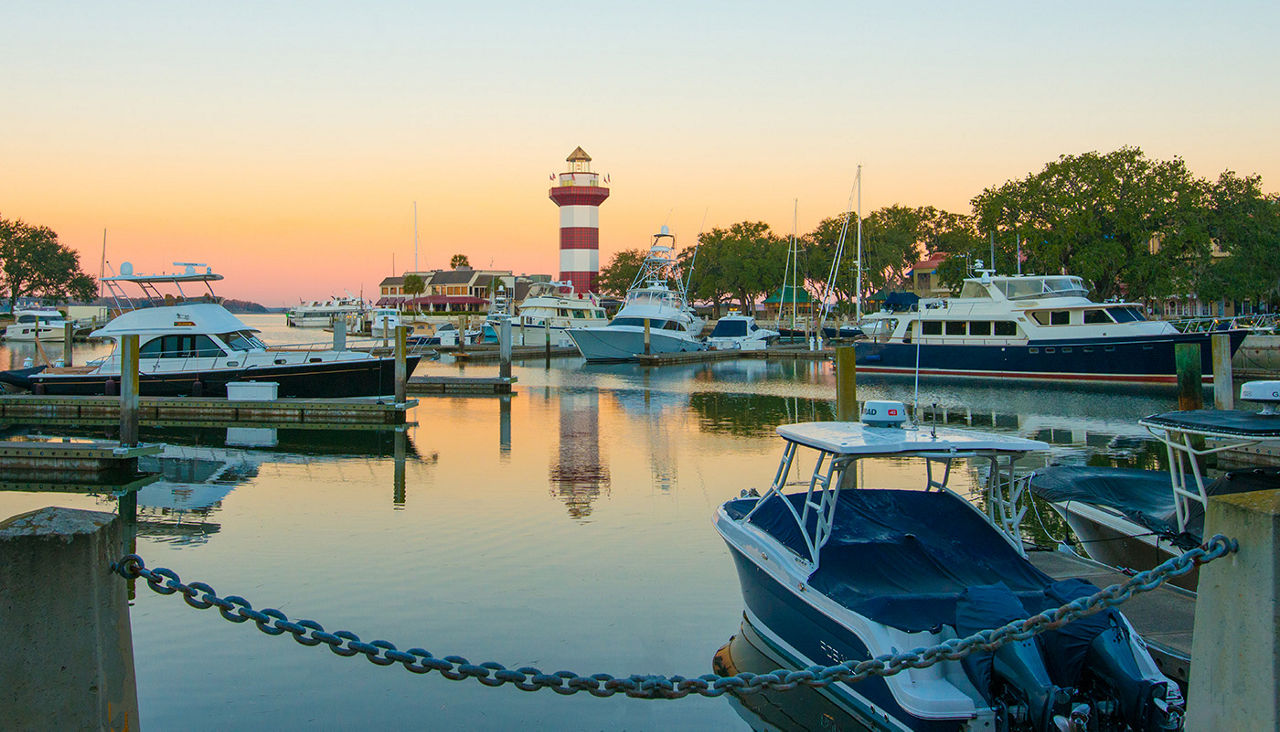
(970, 147), (1210, 301)
(450, 253), (470, 269)
(0, 216), (96, 312)
(680, 221), (786, 313)
(596, 248), (646, 297)
(402, 273), (426, 297)
(1196, 171), (1280, 303)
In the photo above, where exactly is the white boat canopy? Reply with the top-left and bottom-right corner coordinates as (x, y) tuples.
(776, 422), (1048, 456)
(91, 303), (257, 338)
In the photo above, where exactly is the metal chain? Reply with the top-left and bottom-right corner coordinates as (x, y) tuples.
(110, 534), (1236, 699)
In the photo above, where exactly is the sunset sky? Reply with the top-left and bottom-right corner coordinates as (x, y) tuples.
(3, 2), (1276, 305)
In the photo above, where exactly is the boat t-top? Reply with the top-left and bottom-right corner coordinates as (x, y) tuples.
(714, 402), (1183, 730)
(566, 226), (705, 361)
(855, 265), (1247, 384)
(0, 262), (418, 398)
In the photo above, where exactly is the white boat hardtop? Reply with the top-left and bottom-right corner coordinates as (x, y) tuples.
(91, 303), (256, 338)
(775, 421), (1049, 455)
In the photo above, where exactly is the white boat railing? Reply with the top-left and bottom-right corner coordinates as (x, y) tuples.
(1166, 314), (1278, 333)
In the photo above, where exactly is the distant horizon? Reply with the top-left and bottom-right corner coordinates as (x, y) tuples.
(4, 2), (1276, 304)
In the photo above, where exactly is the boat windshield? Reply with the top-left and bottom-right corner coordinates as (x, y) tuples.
(998, 276), (1088, 299)
(1107, 306), (1147, 322)
(611, 317), (683, 331)
(220, 331), (267, 351)
(710, 319), (748, 337)
(626, 290), (678, 308)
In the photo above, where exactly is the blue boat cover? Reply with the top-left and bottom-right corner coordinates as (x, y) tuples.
(1141, 409), (1280, 439)
(727, 489), (1056, 632)
(1029, 465), (1280, 549)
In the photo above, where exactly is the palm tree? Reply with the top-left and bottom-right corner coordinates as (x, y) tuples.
(450, 254), (470, 269)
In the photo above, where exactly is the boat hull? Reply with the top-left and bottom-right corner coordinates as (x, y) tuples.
(566, 326), (704, 362)
(724, 544), (960, 731)
(854, 329), (1247, 384)
(1048, 502), (1197, 590)
(29, 356), (419, 398)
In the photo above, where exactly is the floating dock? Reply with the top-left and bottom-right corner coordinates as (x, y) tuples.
(0, 440), (162, 484)
(1027, 549), (1195, 684)
(438, 345), (578, 361)
(635, 346), (829, 366)
(0, 395), (414, 429)
(407, 376), (516, 395)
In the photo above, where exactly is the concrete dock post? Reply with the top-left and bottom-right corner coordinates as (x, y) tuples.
(1211, 333), (1234, 410)
(119, 334), (139, 447)
(835, 345), (857, 421)
(1174, 342), (1203, 411)
(333, 318), (347, 351)
(499, 316), (512, 380)
(0, 507), (139, 729)
(394, 325), (407, 404)
(1187, 490), (1280, 730)
(644, 318), (652, 356)
(64, 321), (74, 366)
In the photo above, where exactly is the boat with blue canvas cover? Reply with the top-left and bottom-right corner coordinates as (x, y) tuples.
(854, 268), (1247, 384)
(714, 404), (1184, 730)
(1028, 381), (1280, 587)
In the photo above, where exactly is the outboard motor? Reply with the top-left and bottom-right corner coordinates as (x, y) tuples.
(1040, 580), (1185, 730)
(956, 584), (1077, 731)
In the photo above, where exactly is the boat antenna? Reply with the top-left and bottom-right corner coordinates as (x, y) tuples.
(854, 164), (862, 321)
(684, 207), (709, 293)
(912, 304), (923, 423)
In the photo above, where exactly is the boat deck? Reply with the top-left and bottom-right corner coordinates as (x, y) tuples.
(1027, 549), (1195, 684)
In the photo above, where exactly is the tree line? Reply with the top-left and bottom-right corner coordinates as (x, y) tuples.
(0, 216), (96, 314)
(598, 147), (1280, 316)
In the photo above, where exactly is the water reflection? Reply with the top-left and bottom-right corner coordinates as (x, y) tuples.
(713, 617), (872, 732)
(548, 388), (609, 519)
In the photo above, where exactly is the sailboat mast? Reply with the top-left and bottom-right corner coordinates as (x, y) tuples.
(855, 165), (862, 321)
(98, 229), (107, 299)
(790, 199), (798, 331)
(413, 201), (419, 272)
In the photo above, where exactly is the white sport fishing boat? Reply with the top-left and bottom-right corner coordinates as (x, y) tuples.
(0, 262), (417, 397)
(714, 402), (1183, 730)
(566, 226), (705, 361)
(2, 309), (69, 341)
(706, 310), (778, 351)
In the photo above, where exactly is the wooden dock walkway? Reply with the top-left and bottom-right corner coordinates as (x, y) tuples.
(635, 346), (831, 366)
(438, 345), (578, 361)
(407, 376), (516, 395)
(0, 395), (414, 429)
(0, 440), (162, 484)
(1027, 549), (1195, 684)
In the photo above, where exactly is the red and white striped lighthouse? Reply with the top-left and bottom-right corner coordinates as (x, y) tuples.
(549, 146), (610, 293)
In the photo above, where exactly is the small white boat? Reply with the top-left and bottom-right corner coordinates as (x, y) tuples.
(714, 402), (1183, 730)
(369, 308), (401, 337)
(2, 309), (68, 341)
(706, 310), (778, 351)
(567, 226), (705, 361)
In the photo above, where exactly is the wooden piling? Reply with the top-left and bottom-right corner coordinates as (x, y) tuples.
(835, 345), (857, 421)
(644, 318), (652, 356)
(1211, 332), (1234, 410)
(119, 334), (139, 447)
(544, 320), (551, 362)
(0, 507), (139, 729)
(1174, 342), (1203, 411)
(458, 315), (467, 356)
(1188, 491), (1280, 730)
(63, 321), (74, 366)
(394, 325), (407, 404)
(499, 317), (512, 380)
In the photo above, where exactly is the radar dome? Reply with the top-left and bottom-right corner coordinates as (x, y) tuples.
(120, 262), (133, 275)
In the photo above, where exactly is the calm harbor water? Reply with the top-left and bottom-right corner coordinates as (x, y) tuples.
(0, 314), (1181, 729)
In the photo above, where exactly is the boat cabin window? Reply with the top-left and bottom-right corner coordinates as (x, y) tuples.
(140, 334), (225, 359)
(16, 314), (35, 323)
(969, 321), (992, 336)
(220, 331), (267, 351)
(921, 321), (942, 336)
(612, 317), (681, 331)
(998, 276), (1088, 300)
(1107, 306), (1146, 323)
(958, 282), (992, 298)
(711, 319), (748, 337)
(1082, 309), (1114, 324)
(1031, 310), (1071, 326)
(572, 310), (585, 318)
(993, 321), (1018, 336)
(945, 321), (966, 335)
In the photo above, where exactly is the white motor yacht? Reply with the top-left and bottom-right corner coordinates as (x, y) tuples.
(567, 227), (705, 361)
(514, 281), (608, 347)
(3, 309), (68, 341)
(0, 262), (418, 397)
(706, 310), (778, 351)
(286, 294), (366, 328)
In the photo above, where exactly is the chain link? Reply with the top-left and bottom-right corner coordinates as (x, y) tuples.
(110, 534), (1236, 699)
